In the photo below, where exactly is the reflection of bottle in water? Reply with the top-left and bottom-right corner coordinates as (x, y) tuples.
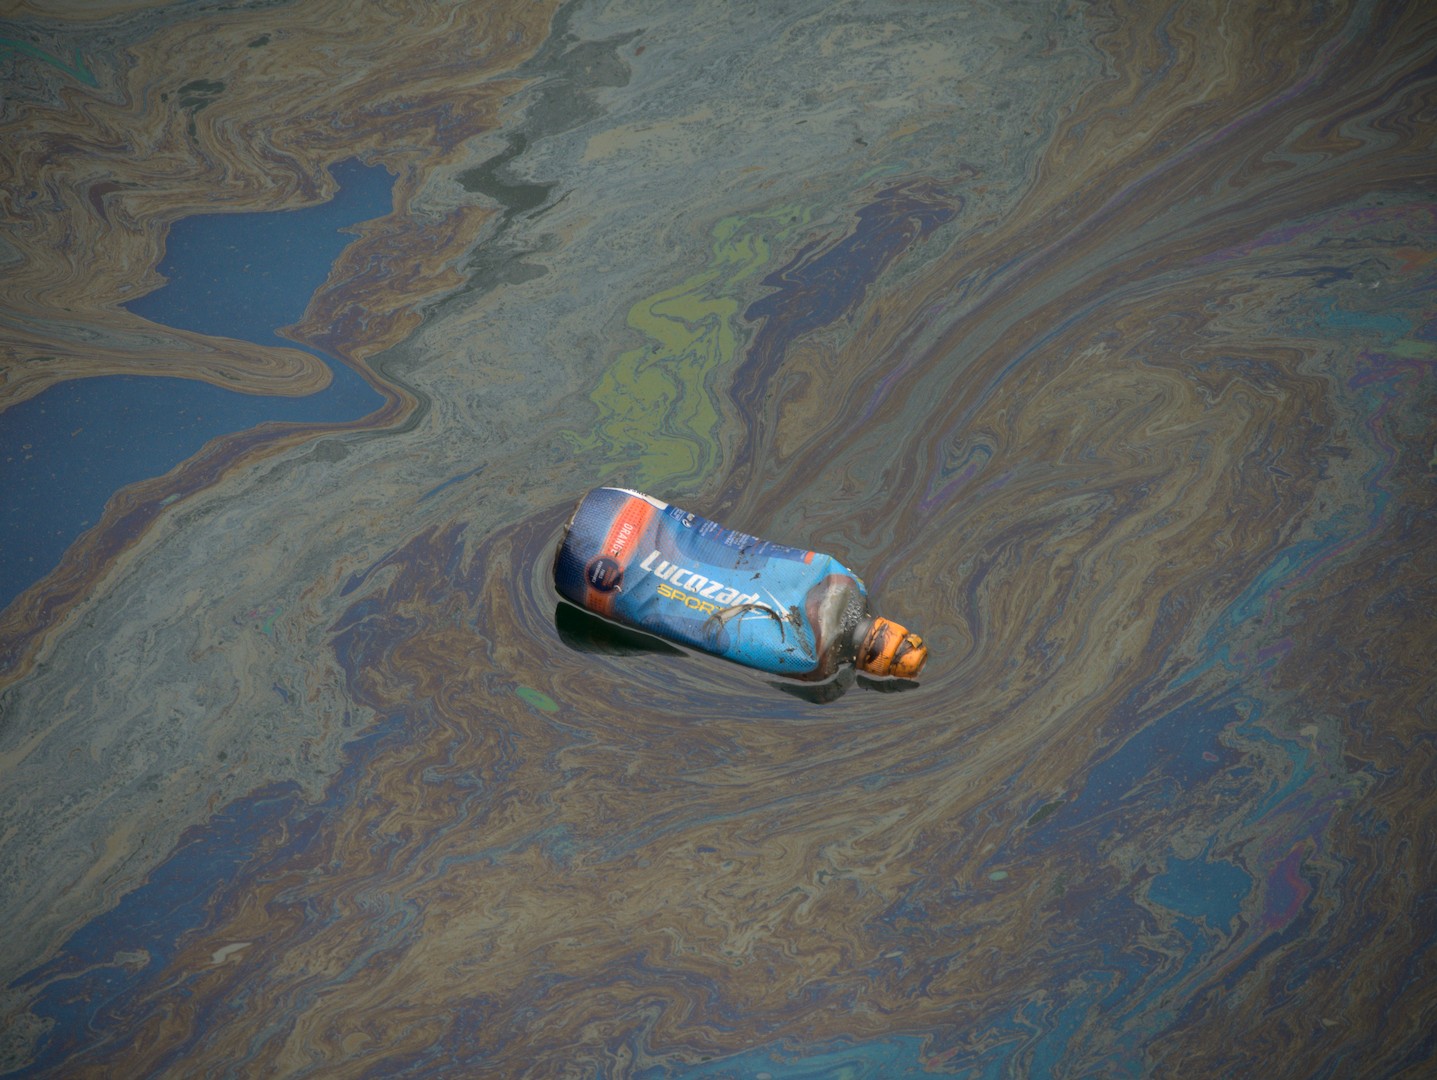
(553, 487), (927, 682)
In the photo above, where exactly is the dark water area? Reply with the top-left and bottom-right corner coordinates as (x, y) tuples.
(0, 159), (389, 610)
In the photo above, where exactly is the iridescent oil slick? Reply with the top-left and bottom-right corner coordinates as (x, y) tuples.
(2, 0), (1434, 1077)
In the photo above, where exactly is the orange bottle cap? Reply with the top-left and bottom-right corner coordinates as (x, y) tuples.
(857, 617), (928, 679)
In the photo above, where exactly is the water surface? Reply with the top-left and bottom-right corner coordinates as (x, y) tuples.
(1, 1), (1433, 1077)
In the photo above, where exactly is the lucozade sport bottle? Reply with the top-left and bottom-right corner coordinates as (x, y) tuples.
(553, 487), (927, 682)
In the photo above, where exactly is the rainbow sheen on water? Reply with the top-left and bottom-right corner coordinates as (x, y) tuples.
(1, 0), (1433, 1076)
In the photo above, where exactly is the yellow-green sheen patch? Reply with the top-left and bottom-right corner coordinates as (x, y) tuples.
(1392, 337), (1434, 359)
(572, 206), (813, 488)
(515, 686), (558, 712)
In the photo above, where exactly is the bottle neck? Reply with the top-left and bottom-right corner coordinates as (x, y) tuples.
(850, 615), (875, 658)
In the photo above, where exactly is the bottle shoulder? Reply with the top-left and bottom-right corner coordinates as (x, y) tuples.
(804, 573), (872, 678)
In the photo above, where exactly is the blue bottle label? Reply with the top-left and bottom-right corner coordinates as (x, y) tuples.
(554, 487), (865, 678)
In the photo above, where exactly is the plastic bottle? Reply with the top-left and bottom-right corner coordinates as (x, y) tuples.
(553, 487), (927, 682)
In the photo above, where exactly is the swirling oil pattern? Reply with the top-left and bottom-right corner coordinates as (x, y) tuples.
(1, 0), (1434, 1076)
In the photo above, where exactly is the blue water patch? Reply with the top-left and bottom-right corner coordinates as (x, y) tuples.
(123, 159), (390, 342)
(648, 1034), (941, 1079)
(1149, 844), (1251, 931)
(8, 708), (410, 1075)
(8, 783), (307, 1074)
(0, 159), (391, 611)
(1056, 695), (1238, 826)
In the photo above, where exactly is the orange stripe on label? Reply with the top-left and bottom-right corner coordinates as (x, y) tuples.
(603, 496), (654, 564)
(587, 495), (656, 616)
